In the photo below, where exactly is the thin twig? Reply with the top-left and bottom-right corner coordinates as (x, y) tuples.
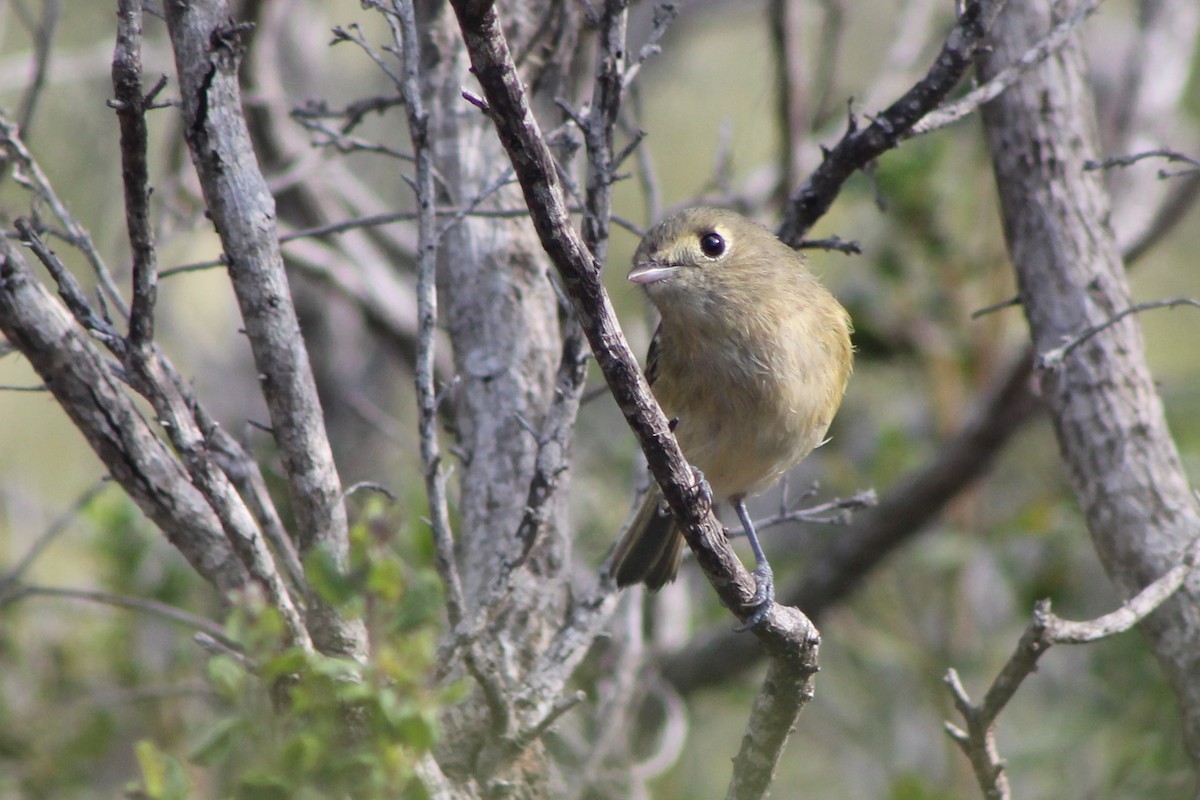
(1037, 298), (1200, 370)
(945, 536), (1200, 800)
(912, 0), (1103, 137)
(971, 295), (1021, 319)
(0, 113), (128, 317)
(1, 583), (241, 654)
(621, 2), (678, 88)
(753, 488), (879, 531)
(14, 0), (59, 133)
(385, 0), (467, 629)
(0, 479), (109, 592)
(13, 219), (124, 350)
(777, 0), (1000, 246)
(112, 0), (159, 352)
(1083, 147), (1200, 174)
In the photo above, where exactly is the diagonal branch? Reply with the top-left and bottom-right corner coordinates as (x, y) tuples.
(911, 0), (1102, 136)
(163, 0), (366, 660)
(777, 0), (1002, 246)
(0, 236), (248, 594)
(945, 537), (1200, 800)
(663, 348), (1038, 693)
(447, 0), (795, 642)
(448, 3), (821, 793)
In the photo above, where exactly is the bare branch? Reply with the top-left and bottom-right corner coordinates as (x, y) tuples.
(383, 0), (467, 629)
(911, 0), (1102, 136)
(1037, 297), (1200, 371)
(979, 0), (1200, 763)
(13, 218), (123, 350)
(754, 487), (878, 531)
(777, 0), (1001, 246)
(14, 0), (59, 133)
(0, 236), (248, 594)
(0, 115), (127, 316)
(448, 5), (824, 793)
(946, 537), (1200, 799)
(0, 479), (109, 592)
(797, 235), (862, 255)
(1083, 147), (1200, 176)
(621, 2), (678, 88)
(726, 631), (819, 799)
(0, 582), (241, 654)
(111, 0), (158, 352)
(163, 0), (365, 659)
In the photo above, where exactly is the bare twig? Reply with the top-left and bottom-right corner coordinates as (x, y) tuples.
(14, 0), (59, 133)
(1037, 298), (1200, 370)
(945, 538), (1200, 800)
(448, 4), (823, 794)
(971, 295), (1021, 319)
(0, 114), (128, 316)
(382, 0), (467, 630)
(0, 479), (109, 592)
(1084, 148), (1200, 175)
(621, 2), (678, 88)
(911, 0), (1103, 136)
(13, 218), (123, 350)
(111, 0), (158, 352)
(769, 0), (811, 196)
(0, 582), (241, 654)
(290, 94), (406, 135)
(798, 235), (862, 255)
(777, 0), (1000, 246)
(754, 488), (878, 530)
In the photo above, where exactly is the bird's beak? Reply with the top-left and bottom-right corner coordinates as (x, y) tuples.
(628, 262), (679, 285)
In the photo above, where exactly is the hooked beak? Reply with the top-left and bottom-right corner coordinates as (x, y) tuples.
(628, 262), (679, 285)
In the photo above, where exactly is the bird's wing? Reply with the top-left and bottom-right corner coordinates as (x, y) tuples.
(644, 323), (663, 387)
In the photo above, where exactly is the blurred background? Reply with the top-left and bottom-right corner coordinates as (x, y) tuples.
(1, 0), (1197, 797)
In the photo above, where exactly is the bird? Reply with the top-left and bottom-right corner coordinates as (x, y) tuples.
(609, 207), (853, 624)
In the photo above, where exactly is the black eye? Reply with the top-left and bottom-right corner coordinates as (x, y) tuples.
(699, 231), (725, 258)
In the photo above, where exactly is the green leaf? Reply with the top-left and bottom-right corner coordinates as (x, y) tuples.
(189, 716), (245, 766)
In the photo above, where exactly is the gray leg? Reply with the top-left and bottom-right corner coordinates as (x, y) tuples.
(732, 496), (773, 630)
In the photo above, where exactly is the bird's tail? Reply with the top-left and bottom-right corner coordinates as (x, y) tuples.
(610, 486), (684, 590)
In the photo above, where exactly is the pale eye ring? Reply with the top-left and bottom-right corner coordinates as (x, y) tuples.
(699, 231), (725, 258)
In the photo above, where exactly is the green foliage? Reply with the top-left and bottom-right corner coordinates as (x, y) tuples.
(120, 502), (451, 800)
(2, 489), (453, 799)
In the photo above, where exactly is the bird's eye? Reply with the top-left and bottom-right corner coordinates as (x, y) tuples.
(699, 231), (725, 258)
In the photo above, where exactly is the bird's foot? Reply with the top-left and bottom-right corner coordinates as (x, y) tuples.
(734, 561), (775, 631)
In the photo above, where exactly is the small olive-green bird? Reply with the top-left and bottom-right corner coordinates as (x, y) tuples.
(610, 207), (853, 614)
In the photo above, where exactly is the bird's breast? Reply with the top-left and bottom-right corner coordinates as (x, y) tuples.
(653, 315), (846, 500)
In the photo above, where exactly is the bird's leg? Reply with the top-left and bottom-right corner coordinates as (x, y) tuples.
(732, 496), (774, 630)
